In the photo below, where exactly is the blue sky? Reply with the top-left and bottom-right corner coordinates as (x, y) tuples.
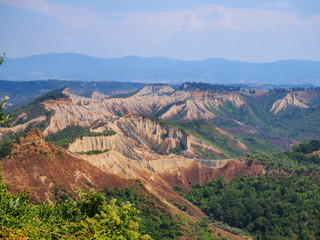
(0, 0), (319, 62)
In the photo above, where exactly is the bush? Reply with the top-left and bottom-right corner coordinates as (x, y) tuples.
(0, 175), (151, 239)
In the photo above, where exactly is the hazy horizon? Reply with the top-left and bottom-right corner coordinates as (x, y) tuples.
(4, 51), (320, 64)
(1, 0), (320, 63)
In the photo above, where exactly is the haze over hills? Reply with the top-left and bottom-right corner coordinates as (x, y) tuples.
(1, 52), (320, 85)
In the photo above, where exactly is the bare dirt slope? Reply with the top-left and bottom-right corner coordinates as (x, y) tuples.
(1, 128), (130, 202)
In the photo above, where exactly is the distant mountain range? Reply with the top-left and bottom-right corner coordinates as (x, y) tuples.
(1, 52), (320, 85)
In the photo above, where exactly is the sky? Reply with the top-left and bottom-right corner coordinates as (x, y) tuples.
(0, 0), (319, 62)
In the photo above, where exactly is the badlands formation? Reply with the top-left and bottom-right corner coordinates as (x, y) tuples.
(0, 84), (316, 201)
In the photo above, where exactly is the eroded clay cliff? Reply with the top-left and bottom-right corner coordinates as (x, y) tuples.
(270, 90), (315, 114)
(42, 85), (246, 135)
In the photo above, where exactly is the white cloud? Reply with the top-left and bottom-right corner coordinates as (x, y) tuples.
(113, 4), (239, 37)
(214, 5), (238, 29)
(186, 14), (204, 32)
(112, 3), (314, 39)
(0, 0), (103, 27)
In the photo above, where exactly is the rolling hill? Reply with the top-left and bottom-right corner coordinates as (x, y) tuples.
(1, 53), (320, 85)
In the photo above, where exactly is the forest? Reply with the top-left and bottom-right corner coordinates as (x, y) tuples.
(184, 174), (320, 239)
(183, 141), (320, 239)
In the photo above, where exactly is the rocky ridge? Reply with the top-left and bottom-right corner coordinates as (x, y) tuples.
(271, 92), (309, 114)
(42, 86), (246, 135)
(68, 114), (246, 161)
(2, 85), (317, 139)
(270, 89), (318, 114)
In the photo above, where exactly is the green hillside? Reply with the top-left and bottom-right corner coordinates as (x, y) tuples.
(183, 140), (320, 239)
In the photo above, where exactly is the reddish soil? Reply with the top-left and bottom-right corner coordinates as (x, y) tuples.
(1, 129), (130, 202)
(159, 160), (265, 192)
(0, 128), (255, 239)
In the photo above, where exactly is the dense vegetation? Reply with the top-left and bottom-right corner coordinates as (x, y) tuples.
(207, 88), (320, 146)
(0, 172), (221, 240)
(0, 138), (13, 158)
(183, 141), (320, 239)
(179, 82), (240, 92)
(45, 125), (116, 148)
(248, 140), (320, 171)
(290, 140), (320, 154)
(0, 174), (151, 239)
(104, 182), (183, 240)
(184, 175), (320, 240)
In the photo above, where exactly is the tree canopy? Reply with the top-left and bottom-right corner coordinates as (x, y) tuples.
(0, 174), (152, 239)
(0, 54), (11, 127)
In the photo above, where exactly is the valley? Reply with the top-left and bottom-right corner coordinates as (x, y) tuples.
(0, 82), (320, 239)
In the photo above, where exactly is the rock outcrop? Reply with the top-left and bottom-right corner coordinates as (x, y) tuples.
(67, 115), (243, 161)
(134, 84), (175, 97)
(270, 90), (312, 114)
(42, 86), (246, 135)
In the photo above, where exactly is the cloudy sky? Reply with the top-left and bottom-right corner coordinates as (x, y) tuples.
(0, 0), (319, 62)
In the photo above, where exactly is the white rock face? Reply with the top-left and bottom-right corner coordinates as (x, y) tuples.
(2, 85), (248, 176)
(134, 85), (175, 97)
(67, 115), (187, 156)
(66, 114), (243, 176)
(271, 91), (310, 114)
(42, 86), (246, 135)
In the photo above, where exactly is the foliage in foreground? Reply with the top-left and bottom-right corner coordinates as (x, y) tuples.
(104, 183), (183, 240)
(184, 175), (320, 240)
(0, 96), (11, 127)
(0, 176), (151, 239)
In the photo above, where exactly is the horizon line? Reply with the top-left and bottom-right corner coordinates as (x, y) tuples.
(4, 52), (319, 64)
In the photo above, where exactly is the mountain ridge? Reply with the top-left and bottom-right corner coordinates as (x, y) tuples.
(1, 52), (320, 85)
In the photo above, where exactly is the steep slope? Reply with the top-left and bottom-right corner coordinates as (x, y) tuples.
(0, 127), (265, 240)
(2, 83), (319, 152)
(42, 86), (246, 135)
(1, 128), (130, 202)
(66, 114), (247, 160)
(208, 87), (320, 146)
(270, 89), (317, 114)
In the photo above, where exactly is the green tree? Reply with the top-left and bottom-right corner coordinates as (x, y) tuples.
(0, 53), (11, 127)
(0, 176), (152, 239)
(0, 52), (4, 65)
(0, 96), (11, 127)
